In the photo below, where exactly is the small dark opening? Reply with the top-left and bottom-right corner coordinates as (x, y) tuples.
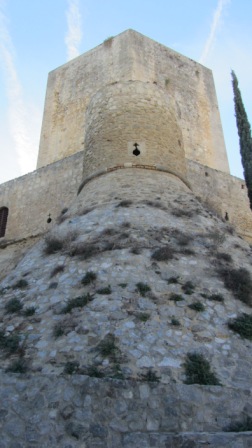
(0, 207), (8, 237)
(47, 214), (52, 224)
(205, 172), (209, 177)
(241, 184), (245, 189)
(225, 212), (229, 221)
(133, 142), (140, 156)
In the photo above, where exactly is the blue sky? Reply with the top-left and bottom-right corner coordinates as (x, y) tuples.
(0, 0), (252, 183)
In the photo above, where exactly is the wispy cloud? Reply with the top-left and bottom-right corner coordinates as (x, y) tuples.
(0, 4), (38, 176)
(65, 0), (82, 61)
(200, 0), (230, 64)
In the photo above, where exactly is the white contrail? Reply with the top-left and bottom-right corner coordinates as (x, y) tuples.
(0, 5), (38, 175)
(200, 0), (230, 64)
(65, 0), (82, 61)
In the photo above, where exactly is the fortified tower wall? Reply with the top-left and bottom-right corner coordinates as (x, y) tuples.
(80, 80), (188, 192)
(38, 30), (229, 174)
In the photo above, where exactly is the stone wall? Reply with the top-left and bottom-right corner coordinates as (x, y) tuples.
(0, 151), (83, 243)
(82, 81), (187, 185)
(0, 374), (251, 447)
(0, 152), (252, 251)
(186, 159), (252, 242)
(38, 29), (229, 174)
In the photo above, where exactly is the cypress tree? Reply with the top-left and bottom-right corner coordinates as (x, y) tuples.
(231, 70), (252, 210)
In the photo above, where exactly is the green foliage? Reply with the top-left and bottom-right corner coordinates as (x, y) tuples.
(118, 283), (127, 288)
(182, 281), (195, 295)
(98, 334), (117, 358)
(96, 285), (112, 295)
(6, 358), (28, 373)
(136, 312), (150, 322)
(169, 293), (184, 302)
(5, 298), (23, 313)
(228, 313), (252, 340)
(44, 235), (64, 254)
(225, 414), (252, 432)
(171, 317), (180, 326)
(63, 361), (80, 375)
(139, 368), (160, 382)
(216, 252), (232, 263)
(0, 331), (20, 354)
(62, 293), (93, 314)
(151, 245), (174, 261)
(208, 294), (224, 303)
(23, 306), (36, 316)
(86, 365), (104, 378)
(81, 271), (97, 285)
(184, 353), (220, 385)
(218, 267), (252, 306)
(188, 301), (205, 312)
(53, 322), (65, 338)
(168, 276), (179, 284)
(231, 70), (252, 209)
(136, 282), (151, 297)
(12, 279), (28, 289)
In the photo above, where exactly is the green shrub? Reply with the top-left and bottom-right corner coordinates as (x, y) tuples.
(228, 313), (252, 340)
(0, 331), (20, 354)
(70, 243), (98, 259)
(225, 415), (252, 432)
(208, 294), (224, 302)
(5, 298), (23, 313)
(168, 277), (179, 284)
(86, 365), (104, 378)
(139, 369), (160, 382)
(151, 245), (175, 261)
(169, 293), (184, 302)
(118, 283), (127, 288)
(96, 285), (112, 295)
(136, 312), (150, 322)
(216, 252), (232, 263)
(62, 293), (93, 314)
(136, 282), (151, 297)
(188, 301), (205, 312)
(182, 281), (195, 295)
(53, 322), (65, 338)
(44, 235), (64, 255)
(184, 353), (220, 385)
(6, 358), (28, 373)
(97, 334), (117, 358)
(81, 271), (97, 285)
(63, 361), (80, 375)
(12, 279), (28, 289)
(218, 267), (252, 306)
(23, 306), (36, 316)
(171, 317), (180, 326)
(131, 247), (142, 255)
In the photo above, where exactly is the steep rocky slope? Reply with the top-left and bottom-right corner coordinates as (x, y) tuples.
(0, 171), (252, 447)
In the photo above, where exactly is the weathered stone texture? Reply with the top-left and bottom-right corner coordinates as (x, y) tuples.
(186, 160), (252, 242)
(0, 374), (251, 447)
(0, 151), (82, 242)
(38, 29), (229, 173)
(82, 81), (187, 184)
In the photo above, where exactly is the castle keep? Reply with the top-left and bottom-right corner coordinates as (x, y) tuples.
(0, 29), (252, 257)
(0, 30), (252, 447)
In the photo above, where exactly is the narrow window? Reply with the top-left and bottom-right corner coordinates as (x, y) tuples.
(0, 207), (8, 237)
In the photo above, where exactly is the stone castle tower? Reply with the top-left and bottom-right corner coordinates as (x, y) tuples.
(0, 30), (252, 447)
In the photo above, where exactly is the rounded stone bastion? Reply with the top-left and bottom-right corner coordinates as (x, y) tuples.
(79, 80), (188, 195)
